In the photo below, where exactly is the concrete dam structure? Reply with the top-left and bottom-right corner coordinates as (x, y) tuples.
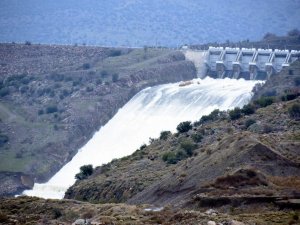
(184, 47), (300, 80)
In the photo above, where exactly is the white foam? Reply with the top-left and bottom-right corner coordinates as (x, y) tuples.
(23, 77), (261, 199)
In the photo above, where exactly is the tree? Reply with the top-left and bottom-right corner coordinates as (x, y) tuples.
(159, 131), (171, 140)
(241, 104), (255, 115)
(229, 107), (242, 120)
(176, 121), (192, 133)
(112, 73), (119, 82)
(287, 29), (300, 37)
(75, 164), (94, 180)
(288, 103), (300, 119)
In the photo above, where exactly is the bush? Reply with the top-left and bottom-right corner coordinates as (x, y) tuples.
(86, 86), (94, 92)
(101, 70), (108, 77)
(229, 107), (242, 120)
(46, 105), (58, 114)
(52, 208), (62, 219)
(75, 164), (94, 180)
(180, 140), (197, 156)
(245, 119), (256, 128)
(50, 73), (64, 82)
(294, 77), (300, 86)
(160, 131), (171, 140)
(109, 49), (122, 57)
(38, 109), (44, 115)
(0, 134), (9, 147)
(241, 104), (255, 115)
(255, 96), (274, 108)
(196, 109), (220, 125)
(82, 63), (91, 70)
(281, 93), (298, 101)
(176, 121), (192, 133)
(112, 73), (119, 82)
(288, 103), (300, 119)
(288, 28), (300, 37)
(191, 133), (203, 143)
(0, 87), (9, 97)
(162, 151), (178, 164)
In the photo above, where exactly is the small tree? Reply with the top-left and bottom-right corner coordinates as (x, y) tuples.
(241, 104), (255, 115)
(229, 107), (242, 120)
(112, 73), (119, 82)
(176, 121), (192, 133)
(254, 96), (274, 108)
(245, 118), (256, 128)
(75, 164), (93, 180)
(288, 103), (300, 119)
(82, 63), (90, 70)
(159, 131), (171, 140)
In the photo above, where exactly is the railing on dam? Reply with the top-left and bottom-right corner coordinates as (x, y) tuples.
(206, 47), (300, 80)
(183, 46), (300, 80)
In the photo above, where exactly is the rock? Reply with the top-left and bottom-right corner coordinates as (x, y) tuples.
(207, 221), (216, 225)
(72, 219), (85, 225)
(72, 219), (92, 225)
(205, 209), (218, 215)
(230, 220), (245, 225)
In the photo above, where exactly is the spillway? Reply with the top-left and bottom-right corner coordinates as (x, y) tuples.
(23, 77), (261, 199)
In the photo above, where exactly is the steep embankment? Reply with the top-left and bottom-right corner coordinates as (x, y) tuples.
(0, 44), (196, 196)
(65, 61), (300, 211)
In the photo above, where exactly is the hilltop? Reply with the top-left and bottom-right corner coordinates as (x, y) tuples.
(0, 43), (196, 196)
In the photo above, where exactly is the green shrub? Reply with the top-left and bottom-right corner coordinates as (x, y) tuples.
(191, 133), (203, 143)
(86, 86), (94, 92)
(245, 118), (256, 128)
(0, 134), (9, 147)
(288, 103), (300, 119)
(46, 105), (58, 114)
(162, 151), (178, 164)
(195, 109), (220, 126)
(160, 131), (171, 140)
(50, 73), (64, 82)
(82, 63), (91, 70)
(281, 93), (298, 101)
(255, 96), (274, 108)
(112, 73), (119, 82)
(0, 87), (9, 97)
(52, 208), (62, 219)
(180, 140), (197, 156)
(75, 164), (94, 180)
(241, 104), (255, 115)
(109, 49), (122, 57)
(295, 77), (300, 86)
(229, 107), (242, 120)
(176, 121), (192, 133)
(101, 70), (108, 78)
(96, 79), (103, 85)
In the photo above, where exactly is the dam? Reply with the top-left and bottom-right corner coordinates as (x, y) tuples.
(184, 47), (300, 80)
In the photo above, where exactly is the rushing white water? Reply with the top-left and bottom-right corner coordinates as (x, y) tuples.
(23, 77), (260, 199)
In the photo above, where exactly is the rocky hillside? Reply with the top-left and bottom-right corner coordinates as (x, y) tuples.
(64, 61), (300, 222)
(0, 43), (196, 196)
(0, 196), (298, 225)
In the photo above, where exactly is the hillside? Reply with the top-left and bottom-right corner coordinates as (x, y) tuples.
(1, 63), (299, 225)
(0, 43), (196, 196)
(0, 0), (299, 47)
(62, 61), (300, 223)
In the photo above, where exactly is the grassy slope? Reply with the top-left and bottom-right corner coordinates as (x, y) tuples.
(0, 44), (196, 193)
